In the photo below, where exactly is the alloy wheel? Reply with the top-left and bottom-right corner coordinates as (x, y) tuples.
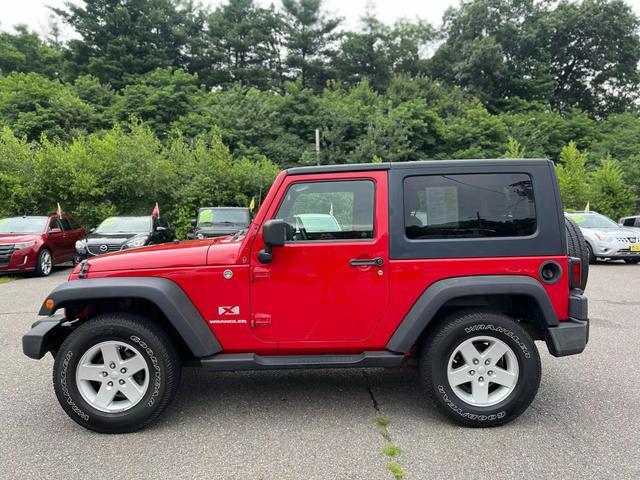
(447, 335), (519, 407)
(75, 341), (150, 413)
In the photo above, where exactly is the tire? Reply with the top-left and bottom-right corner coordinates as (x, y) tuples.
(586, 243), (597, 265)
(35, 248), (53, 277)
(52, 313), (181, 433)
(565, 217), (589, 288)
(624, 259), (640, 264)
(419, 310), (541, 428)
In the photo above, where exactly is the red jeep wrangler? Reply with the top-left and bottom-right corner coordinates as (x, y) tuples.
(23, 160), (589, 433)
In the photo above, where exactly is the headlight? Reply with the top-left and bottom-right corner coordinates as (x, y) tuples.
(594, 232), (614, 242)
(75, 239), (87, 253)
(124, 235), (149, 248)
(14, 241), (36, 250)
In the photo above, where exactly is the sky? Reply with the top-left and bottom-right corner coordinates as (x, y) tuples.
(2, 0), (640, 38)
(0, 0), (461, 38)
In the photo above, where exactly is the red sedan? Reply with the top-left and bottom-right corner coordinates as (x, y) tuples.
(0, 215), (85, 276)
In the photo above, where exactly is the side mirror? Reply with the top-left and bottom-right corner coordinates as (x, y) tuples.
(258, 220), (288, 264)
(191, 219), (197, 227)
(90, 228), (96, 233)
(49, 228), (62, 234)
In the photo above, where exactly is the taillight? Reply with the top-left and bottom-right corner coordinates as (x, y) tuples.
(568, 257), (582, 289)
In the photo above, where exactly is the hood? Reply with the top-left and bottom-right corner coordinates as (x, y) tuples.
(78, 236), (244, 274)
(0, 233), (40, 244)
(86, 232), (144, 245)
(583, 227), (639, 237)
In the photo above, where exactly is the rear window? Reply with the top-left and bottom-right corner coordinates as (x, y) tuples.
(404, 173), (537, 239)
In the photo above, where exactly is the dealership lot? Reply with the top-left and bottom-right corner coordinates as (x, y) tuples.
(0, 265), (639, 480)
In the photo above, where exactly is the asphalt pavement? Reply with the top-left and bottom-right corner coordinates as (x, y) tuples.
(0, 264), (639, 479)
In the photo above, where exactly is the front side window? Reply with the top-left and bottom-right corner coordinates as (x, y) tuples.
(275, 180), (375, 241)
(404, 173), (537, 239)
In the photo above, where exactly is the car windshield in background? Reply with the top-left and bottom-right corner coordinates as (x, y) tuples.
(0, 216), (48, 234)
(95, 217), (151, 234)
(568, 213), (619, 229)
(198, 209), (249, 226)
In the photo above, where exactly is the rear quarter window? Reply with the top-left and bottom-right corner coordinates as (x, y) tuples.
(403, 173), (537, 239)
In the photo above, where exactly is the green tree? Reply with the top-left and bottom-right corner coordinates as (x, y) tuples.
(0, 72), (97, 141)
(110, 68), (204, 137)
(502, 137), (526, 158)
(545, 0), (640, 116)
(556, 141), (589, 210)
(0, 25), (62, 78)
(202, 0), (284, 89)
(282, 0), (342, 89)
(589, 155), (635, 218)
(53, 0), (202, 88)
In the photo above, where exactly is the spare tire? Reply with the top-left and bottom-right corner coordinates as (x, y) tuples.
(565, 217), (589, 290)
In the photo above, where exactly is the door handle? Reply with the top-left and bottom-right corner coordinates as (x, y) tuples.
(349, 257), (384, 267)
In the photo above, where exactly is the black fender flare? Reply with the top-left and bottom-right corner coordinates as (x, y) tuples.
(385, 275), (559, 353)
(39, 277), (222, 358)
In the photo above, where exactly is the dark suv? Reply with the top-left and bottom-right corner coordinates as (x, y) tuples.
(24, 159), (589, 433)
(75, 215), (175, 259)
(0, 214), (85, 276)
(187, 207), (251, 239)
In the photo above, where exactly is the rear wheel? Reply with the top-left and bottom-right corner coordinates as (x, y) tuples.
(419, 310), (541, 427)
(35, 248), (53, 277)
(53, 313), (181, 433)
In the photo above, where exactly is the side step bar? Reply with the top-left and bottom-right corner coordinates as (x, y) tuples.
(199, 351), (404, 372)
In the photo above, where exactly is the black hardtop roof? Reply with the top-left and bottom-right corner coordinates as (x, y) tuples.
(286, 158), (552, 176)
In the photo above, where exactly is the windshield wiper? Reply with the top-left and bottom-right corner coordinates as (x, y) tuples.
(231, 228), (248, 241)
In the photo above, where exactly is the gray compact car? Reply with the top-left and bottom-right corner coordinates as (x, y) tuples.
(566, 211), (640, 264)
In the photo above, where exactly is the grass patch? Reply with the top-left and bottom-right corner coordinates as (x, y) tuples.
(387, 461), (405, 480)
(383, 444), (401, 458)
(374, 416), (391, 427)
(0, 276), (15, 284)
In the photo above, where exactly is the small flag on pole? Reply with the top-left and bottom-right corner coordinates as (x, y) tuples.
(56, 203), (62, 217)
(584, 202), (590, 212)
(249, 197), (255, 211)
(152, 202), (160, 217)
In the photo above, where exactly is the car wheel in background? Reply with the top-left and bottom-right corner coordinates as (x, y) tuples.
(35, 249), (53, 277)
(624, 259), (640, 264)
(565, 217), (589, 288)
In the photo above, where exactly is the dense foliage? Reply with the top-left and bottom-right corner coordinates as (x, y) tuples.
(0, 0), (639, 229)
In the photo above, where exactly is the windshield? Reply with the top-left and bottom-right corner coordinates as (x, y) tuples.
(95, 217), (151, 234)
(567, 213), (619, 229)
(198, 209), (250, 227)
(296, 214), (341, 233)
(0, 216), (48, 234)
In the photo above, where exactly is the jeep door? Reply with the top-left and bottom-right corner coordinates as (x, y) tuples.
(249, 171), (390, 353)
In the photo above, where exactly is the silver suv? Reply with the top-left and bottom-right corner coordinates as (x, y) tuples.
(566, 211), (640, 264)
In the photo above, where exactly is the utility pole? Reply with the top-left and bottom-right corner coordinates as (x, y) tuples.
(315, 128), (320, 166)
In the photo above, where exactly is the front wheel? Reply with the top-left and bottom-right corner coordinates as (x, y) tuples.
(419, 310), (541, 427)
(624, 258), (640, 264)
(35, 248), (53, 276)
(53, 313), (181, 433)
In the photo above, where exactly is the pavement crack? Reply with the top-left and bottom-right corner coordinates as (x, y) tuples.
(363, 370), (380, 414)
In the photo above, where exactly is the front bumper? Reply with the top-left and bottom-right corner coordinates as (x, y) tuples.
(22, 315), (68, 359)
(593, 240), (640, 259)
(0, 247), (38, 273)
(545, 290), (589, 357)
